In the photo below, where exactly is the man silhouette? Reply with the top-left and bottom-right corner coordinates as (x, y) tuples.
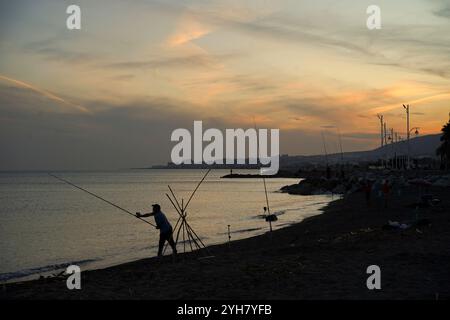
(136, 204), (177, 256)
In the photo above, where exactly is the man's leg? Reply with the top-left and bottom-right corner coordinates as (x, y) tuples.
(158, 233), (166, 257)
(168, 231), (177, 254)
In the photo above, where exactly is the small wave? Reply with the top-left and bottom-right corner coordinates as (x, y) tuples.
(252, 207), (305, 219)
(218, 227), (264, 235)
(0, 258), (99, 282)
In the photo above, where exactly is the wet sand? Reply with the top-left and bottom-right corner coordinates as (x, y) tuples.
(2, 186), (449, 300)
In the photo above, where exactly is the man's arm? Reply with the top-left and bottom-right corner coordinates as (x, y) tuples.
(136, 212), (159, 229)
(136, 212), (154, 218)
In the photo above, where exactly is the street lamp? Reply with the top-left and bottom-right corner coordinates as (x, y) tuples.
(403, 104), (411, 169)
(388, 129), (393, 169)
(410, 127), (420, 136)
(408, 127), (420, 169)
(377, 114), (384, 148)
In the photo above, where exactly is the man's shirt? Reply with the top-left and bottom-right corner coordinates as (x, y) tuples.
(154, 211), (172, 233)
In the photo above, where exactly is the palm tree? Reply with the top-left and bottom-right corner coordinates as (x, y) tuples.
(436, 119), (450, 170)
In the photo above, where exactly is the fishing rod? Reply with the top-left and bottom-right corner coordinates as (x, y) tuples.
(183, 168), (212, 210)
(253, 116), (274, 232)
(262, 177), (271, 215)
(253, 116), (271, 211)
(48, 173), (156, 227)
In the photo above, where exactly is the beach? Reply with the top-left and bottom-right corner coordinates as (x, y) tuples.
(2, 0), (450, 304)
(2, 184), (449, 300)
(0, 170), (331, 282)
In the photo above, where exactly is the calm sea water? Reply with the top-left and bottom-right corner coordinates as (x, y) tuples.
(0, 169), (333, 282)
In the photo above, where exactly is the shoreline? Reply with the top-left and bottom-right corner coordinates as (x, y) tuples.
(1, 194), (333, 285)
(2, 185), (449, 299)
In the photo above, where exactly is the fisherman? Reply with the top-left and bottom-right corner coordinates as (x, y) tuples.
(136, 204), (177, 256)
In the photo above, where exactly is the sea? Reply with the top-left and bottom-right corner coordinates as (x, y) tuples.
(0, 169), (334, 283)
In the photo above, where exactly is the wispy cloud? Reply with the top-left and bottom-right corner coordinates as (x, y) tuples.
(369, 92), (450, 115)
(434, 0), (450, 19)
(0, 75), (90, 113)
(165, 4), (374, 56)
(1, 0), (449, 169)
(103, 53), (236, 70)
(24, 38), (100, 65)
(166, 15), (212, 47)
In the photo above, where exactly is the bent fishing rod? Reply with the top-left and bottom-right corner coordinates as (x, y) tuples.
(49, 173), (156, 227)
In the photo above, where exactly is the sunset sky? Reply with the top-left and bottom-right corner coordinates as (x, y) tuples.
(1, 0), (449, 170)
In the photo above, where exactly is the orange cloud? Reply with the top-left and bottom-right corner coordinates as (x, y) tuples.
(370, 92), (450, 115)
(166, 16), (211, 47)
(0, 74), (90, 114)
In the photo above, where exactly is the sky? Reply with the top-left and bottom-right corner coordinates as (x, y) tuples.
(0, 0), (449, 170)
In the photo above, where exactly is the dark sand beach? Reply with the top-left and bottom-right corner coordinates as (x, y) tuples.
(2, 185), (449, 300)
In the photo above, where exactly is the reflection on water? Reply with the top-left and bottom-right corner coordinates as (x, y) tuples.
(0, 169), (332, 282)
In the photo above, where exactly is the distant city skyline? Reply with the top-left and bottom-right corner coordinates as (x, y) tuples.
(1, 0), (449, 170)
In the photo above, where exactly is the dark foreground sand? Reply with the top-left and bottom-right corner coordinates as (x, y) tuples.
(2, 186), (449, 300)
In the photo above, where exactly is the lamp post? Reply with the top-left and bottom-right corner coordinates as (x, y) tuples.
(403, 104), (411, 169)
(377, 114), (385, 168)
(408, 127), (420, 169)
(410, 127), (420, 136)
(394, 132), (399, 169)
(398, 135), (405, 169)
(383, 121), (389, 168)
(388, 128), (394, 169)
(377, 114), (384, 148)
